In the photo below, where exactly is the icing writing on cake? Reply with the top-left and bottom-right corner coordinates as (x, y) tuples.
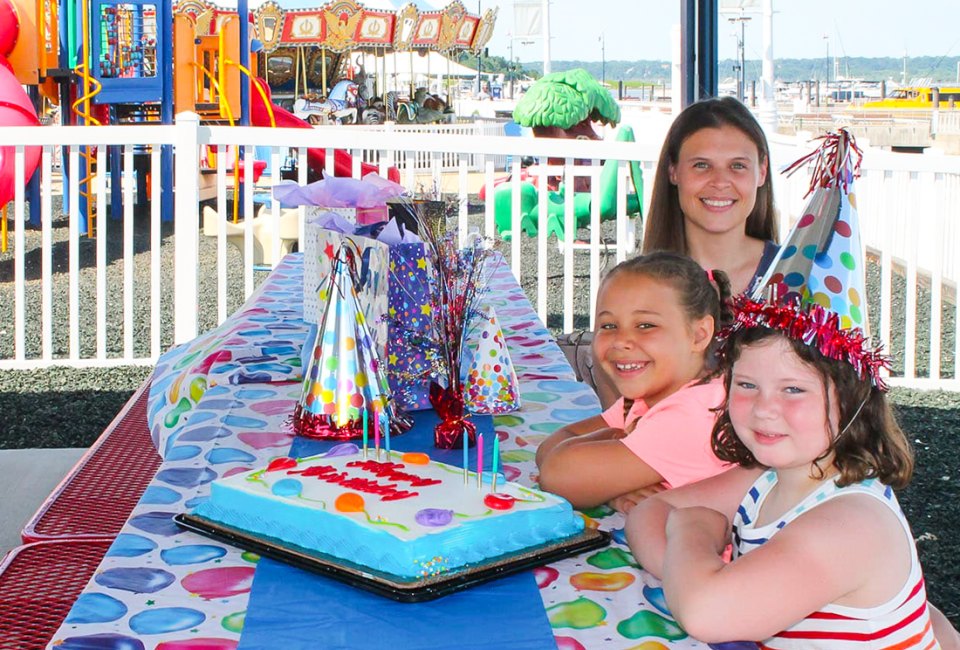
(274, 459), (442, 501)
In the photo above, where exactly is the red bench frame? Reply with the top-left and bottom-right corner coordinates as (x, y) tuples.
(0, 539), (113, 647)
(21, 378), (161, 543)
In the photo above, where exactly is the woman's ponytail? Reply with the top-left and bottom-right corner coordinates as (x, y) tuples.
(708, 269), (734, 334)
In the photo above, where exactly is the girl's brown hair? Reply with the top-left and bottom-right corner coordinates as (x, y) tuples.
(711, 327), (914, 489)
(642, 96), (778, 254)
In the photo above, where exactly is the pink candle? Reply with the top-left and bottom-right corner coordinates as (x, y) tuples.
(476, 433), (484, 489)
(374, 408), (381, 458)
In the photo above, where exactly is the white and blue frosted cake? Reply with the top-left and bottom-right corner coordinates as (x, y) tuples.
(190, 444), (584, 579)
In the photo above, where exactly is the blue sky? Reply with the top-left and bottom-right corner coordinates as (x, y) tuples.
(483, 0), (960, 63)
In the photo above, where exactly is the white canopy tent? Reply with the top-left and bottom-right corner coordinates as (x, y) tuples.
(348, 50), (484, 98)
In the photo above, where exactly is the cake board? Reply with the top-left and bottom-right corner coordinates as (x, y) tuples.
(175, 513), (609, 602)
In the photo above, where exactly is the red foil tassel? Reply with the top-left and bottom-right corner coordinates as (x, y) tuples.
(429, 381), (476, 450)
(292, 404), (414, 440)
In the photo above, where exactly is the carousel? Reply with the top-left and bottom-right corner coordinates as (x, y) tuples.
(250, 0), (497, 124)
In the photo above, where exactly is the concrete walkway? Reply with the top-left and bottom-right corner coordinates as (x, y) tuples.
(0, 448), (86, 558)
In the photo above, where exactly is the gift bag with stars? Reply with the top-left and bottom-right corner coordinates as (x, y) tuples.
(385, 242), (435, 410)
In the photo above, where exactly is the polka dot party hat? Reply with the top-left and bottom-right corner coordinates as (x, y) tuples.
(753, 129), (867, 330)
(294, 244), (409, 439)
(725, 130), (889, 387)
(462, 305), (521, 415)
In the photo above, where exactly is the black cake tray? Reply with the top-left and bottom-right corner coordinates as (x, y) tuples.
(175, 513), (610, 602)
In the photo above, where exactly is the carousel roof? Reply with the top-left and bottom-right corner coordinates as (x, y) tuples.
(178, 0), (497, 54)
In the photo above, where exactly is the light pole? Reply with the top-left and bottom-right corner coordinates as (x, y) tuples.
(507, 34), (516, 99)
(728, 15), (750, 102)
(824, 35), (830, 102)
(599, 33), (605, 86)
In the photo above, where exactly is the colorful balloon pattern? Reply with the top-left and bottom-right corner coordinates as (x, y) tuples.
(51, 256), (717, 649)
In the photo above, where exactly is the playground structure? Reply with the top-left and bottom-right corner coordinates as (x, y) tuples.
(0, 0), (42, 250)
(0, 0), (496, 243)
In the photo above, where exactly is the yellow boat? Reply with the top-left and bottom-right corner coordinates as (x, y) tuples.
(864, 86), (960, 109)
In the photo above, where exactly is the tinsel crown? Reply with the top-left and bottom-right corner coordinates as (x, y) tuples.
(720, 293), (890, 390)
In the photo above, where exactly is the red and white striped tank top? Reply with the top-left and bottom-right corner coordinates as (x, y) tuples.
(733, 471), (939, 650)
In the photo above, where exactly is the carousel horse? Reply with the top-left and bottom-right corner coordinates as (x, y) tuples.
(292, 79), (359, 124)
(385, 88), (451, 124)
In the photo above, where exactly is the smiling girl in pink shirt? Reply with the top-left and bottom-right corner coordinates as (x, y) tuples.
(536, 251), (732, 512)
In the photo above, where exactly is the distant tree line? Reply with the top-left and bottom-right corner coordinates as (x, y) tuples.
(496, 56), (960, 85)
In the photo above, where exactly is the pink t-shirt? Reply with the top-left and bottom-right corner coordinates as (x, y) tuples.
(601, 378), (728, 489)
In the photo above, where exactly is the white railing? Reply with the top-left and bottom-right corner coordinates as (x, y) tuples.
(0, 114), (959, 390)
(353, 119), (511, 171)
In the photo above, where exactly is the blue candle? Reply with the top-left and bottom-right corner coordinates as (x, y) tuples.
(462, 431), (469, 483)
(492, 433), (500, 477)
(383, 408), (391, 455)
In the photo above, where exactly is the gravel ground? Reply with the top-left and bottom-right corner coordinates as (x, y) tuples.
(0, 200), (956, 628)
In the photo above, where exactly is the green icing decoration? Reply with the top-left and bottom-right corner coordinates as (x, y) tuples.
(547, 596), (607, 629)
(617, 610), (687, 641)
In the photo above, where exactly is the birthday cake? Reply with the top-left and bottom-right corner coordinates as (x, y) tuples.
(190, 444), (584, 580)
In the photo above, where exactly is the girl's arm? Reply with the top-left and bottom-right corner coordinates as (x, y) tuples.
(535, 414), (611, 467)
(626, 466), (762, 578)
(537, 434), (665, 510)
(661, 493), (910, 643)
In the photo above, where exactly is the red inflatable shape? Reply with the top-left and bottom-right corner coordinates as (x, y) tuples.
(250, 77), (399, 184)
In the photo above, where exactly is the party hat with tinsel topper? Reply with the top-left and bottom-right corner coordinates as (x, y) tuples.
(726, 129), (889, 387)
(293, 245), (409, 439)
(752, 129), (867, 330)
(462, 306), (521, 414)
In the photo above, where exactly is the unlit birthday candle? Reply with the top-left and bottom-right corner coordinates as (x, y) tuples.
(492, 433), (500, 492)
(462, 432), (469, 484)
(476, 433), (484, 489)
(374, 409), (381, 460)
(362, 407), (369, 459)
(383, 407), (391, 455)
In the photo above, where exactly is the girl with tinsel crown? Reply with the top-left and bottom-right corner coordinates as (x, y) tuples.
(535, 251), (734, 513)
(626, 129), (960, 648)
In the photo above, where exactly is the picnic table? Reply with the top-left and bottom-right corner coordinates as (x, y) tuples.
(46, 253), (716, 649)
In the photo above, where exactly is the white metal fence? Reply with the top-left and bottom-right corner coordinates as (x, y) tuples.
(1, 114), (959, 389)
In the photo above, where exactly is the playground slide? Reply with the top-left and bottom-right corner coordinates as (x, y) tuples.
(0, 0), (41, 207)
(250, 78), (400, 184)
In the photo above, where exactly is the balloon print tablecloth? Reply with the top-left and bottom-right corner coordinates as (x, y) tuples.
(48, 254), (717, 650)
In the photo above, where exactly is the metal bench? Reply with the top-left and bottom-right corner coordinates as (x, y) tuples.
(0, 539), (112, 648)
(21, 379), (160, 543)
